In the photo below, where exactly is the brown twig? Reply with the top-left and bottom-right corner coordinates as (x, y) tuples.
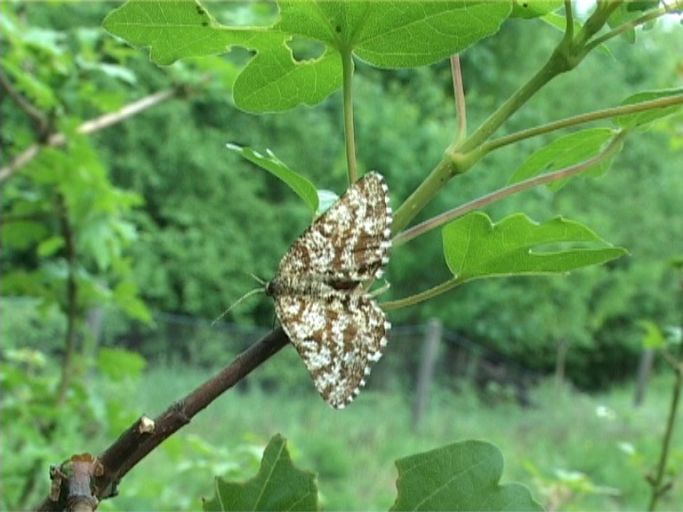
(55, 194), (79, 405)
(0, 87), (181, 184)
(0, 69), (50, 135)
(35, 327), (290, 511)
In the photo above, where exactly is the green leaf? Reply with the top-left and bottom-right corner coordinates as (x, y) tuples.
(442, 212), (627, 281)
(637, 320), (665, 350)
(203, 434), (317, 512)
(614, 88), (683, 129)
(511, 0), (562, 19)
(104, 0), (511, 112)
(391, 440), (542, 511)
(232, 34), (342, 113)
(1, 221), (49, 250)
(278, 1), (512, 69)
(102, 0), (265, 66)
(37, 236), (65, 258)
(226, 143), (318, 215)
(98, 347), (147, 381)
(509, 128), (619, 190)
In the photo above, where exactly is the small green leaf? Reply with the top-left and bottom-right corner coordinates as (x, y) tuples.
(37, 236), (65, 257)
(1, 221), (49, 250)
(442, 212), (627, 281)
(316, 189), (339, 217)
(226, 143), (319, 215)
(509, 128), (619, 190)
(203, 434), (317, 512)
(391, 440), (542, 511)
(637, 320), (666, 350)
(614, 88), (683, 129)
(98, 347), (147, 381)
(511, 0), (562, 19)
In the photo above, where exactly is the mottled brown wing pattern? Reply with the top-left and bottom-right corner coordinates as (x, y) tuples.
(267, 172), (393, 409)
(277, 172), (392, 282)
(273, 294), (389, 409)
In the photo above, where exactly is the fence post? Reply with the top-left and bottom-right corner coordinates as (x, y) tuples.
(634, 348), (655, 406)
(412, 318), (442, 431)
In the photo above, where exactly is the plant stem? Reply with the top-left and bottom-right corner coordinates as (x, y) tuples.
(0, 86), (182, 184)
(382, 277), (461, 311)
(458, 45), (571, 154)
(451, 55), (467, 144)
(341, 50), (357, 183)
(394, 132), (626, 246)
(648, 363), (682, 511)
(586, 0), (683, 53)
(36, 328), (290, 511)
(481, 94), (683, 154)
(55, 195), (78, 405)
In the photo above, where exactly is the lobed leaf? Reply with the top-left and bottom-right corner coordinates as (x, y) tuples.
(102, 0), (266, 65)
(391, 440), (542, 511)
(104, 0), (511, 112)
(226, 143), (319, 215)
(442, 212), (627, 281)
(203, 434), (318, 511)
(511, 0), (562, 19)
(277, 1), (511, 68)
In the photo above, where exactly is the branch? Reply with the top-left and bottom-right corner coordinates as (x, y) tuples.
(342, 51), (358, 183)
(393, 132), (626, 247)
(55, 194), (79, 405)
(451, 55), (467, 144)
(36, 327), (290, 511)
(481, 93), (683, 154)
(0, 70), (49, 134)
(586, 0), (683, 53)
(0, 87), (181, 184)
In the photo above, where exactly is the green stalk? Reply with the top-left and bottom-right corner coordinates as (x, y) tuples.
(481, 94), (683, 154)
(648, 364), (682, 511)
(394, 132), (625, 246)
(382, 277), (461, 311)
(341, 50), (357, 183)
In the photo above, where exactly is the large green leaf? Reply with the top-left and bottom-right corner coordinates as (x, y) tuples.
(391, 440), (542, 511)
(278, 1), (512, 68)
(203, 434), (318, 511)
(511, 0), (562, 19)
(442, 212), (627, 281)
(226, 143), (319, 215)
(614, 88), (683, 129)
(104, 0), (511, 112)
(509, 128), (620, 190)
(102, 0), (265, 65)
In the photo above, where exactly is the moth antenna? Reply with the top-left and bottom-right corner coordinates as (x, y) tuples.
(211, 287), (264, 326)
(249, 273), (267, 286)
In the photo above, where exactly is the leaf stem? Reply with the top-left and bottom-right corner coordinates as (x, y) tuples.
(393, 132), (626, 246)
(0, 86), (183, 184)
(647, 362), (682, 511)
(481, 93), (683, 154)
(341, 50), (358, 183)
(451, 55), (467, 144)
(382, 277), (461, 311)
(586, 0), (683, 53)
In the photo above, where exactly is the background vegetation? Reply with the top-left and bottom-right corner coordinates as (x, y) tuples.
(1, 1), (682, 510)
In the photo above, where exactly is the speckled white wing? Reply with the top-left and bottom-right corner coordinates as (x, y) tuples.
(277, 172), (392, 282)
(274, 293), (390, 409)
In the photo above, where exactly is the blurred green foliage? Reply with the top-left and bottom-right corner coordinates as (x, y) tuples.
(2, 1), (683, 509)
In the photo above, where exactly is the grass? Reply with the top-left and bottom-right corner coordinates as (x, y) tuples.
(98, 363), (682, 511)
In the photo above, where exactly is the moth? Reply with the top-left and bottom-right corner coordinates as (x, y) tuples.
(265, 172), (392, 408)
